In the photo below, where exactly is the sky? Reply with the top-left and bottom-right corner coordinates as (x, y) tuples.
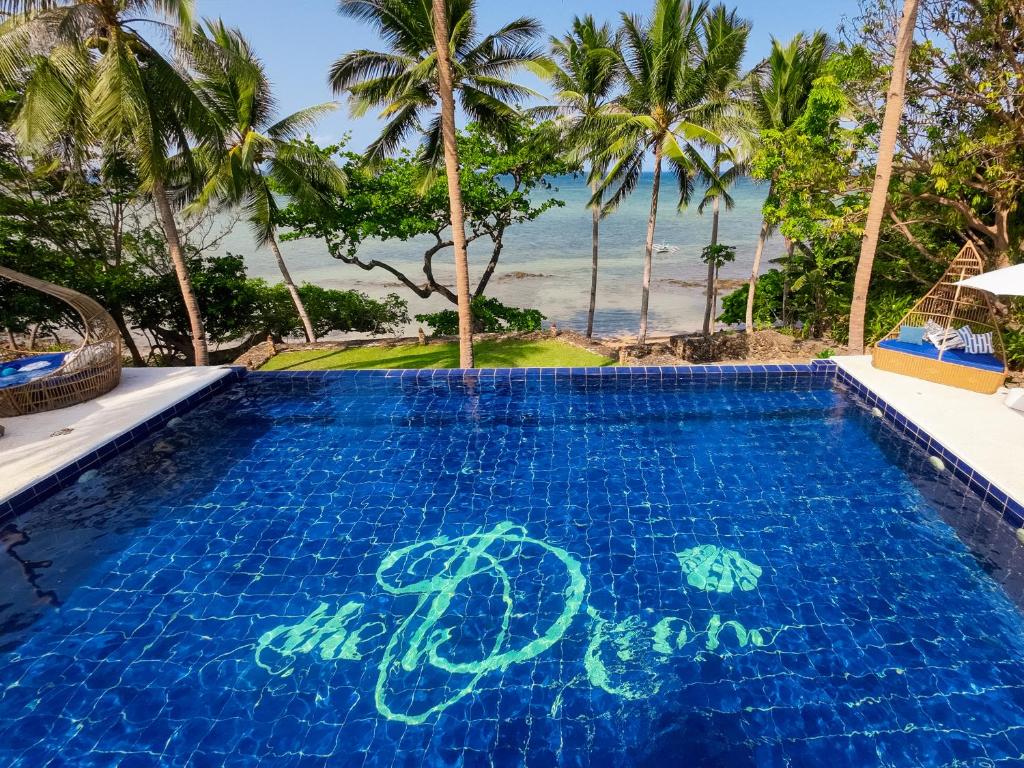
(201, 0), (861, 154)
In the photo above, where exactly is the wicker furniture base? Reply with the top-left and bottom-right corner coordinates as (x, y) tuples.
(872, 345), (1005, 395)
(0, 266), (123, 417)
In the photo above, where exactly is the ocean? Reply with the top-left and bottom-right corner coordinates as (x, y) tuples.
(219, 173), (778, 339)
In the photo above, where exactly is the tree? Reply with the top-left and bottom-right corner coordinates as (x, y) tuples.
(547, 15), (622, 338)
(845, 0), (1024, 270)
(430, 0), (473, 366)
(329, 0), (545, 167)
(279, 121), (568, 309)
(185, 20), (347, 344)
(694, 5), (752, 336)
(847, 0), (919, 353)
(743, 32), (831, 334)
(0, 0), (221, 365)
(594, 0), (724, 346)
(331, 0), (546, 366)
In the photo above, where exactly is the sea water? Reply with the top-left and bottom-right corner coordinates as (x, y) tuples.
(218, 174), (775, 338)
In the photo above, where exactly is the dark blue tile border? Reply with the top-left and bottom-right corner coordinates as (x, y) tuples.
(0, 367), (245, 522)
(832, 363), (1023, 528)
(3, 359), (1019, 534)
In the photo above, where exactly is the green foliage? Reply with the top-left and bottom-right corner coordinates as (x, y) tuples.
(415, 296), (544, 336)
(330, 0), (544, 167)
(185, 21), (345, 245)
(1005, 330), (1024, 371)
(125, 254), (408, 352)
(701, 243), (737, 269)
(815, 348), (836, 359)
(863, 292), (916, 346)
(720, 270), (785, 327)
(280, 120), (569, 305)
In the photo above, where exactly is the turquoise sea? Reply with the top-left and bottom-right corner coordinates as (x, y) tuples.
(221, 173), (777, 338)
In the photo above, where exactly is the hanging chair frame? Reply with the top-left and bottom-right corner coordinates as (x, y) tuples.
(871, 243), (1007, 394)
(0, 266), (122, 417)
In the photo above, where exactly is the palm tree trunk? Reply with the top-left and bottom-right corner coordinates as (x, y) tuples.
(703, 157), (722, 336)
(638, 144), (664, 346)
(152, 179), (209, 366)
(744, 216), (770, 335)
(431, 0), (474, 368)
(587, 177), (600, 339)
(268, 232), (316, 343)
(848, 0), (920, 353)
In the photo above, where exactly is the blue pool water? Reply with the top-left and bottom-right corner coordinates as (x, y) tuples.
(2, 371), (1024, 767)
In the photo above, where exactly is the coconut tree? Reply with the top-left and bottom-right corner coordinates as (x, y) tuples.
(329, 0), (545, 168)
(847, 0), (920, 353)
(0, 0), (219, 365)
(185, 21), (346, 343)
(547, 15), (622, 339)
(330, 0), (546, 367)
(429, 0), (472, 366)
(743, 31), (830, 335)
(693, 4), (752, 336)
(594, 0), (725, 346)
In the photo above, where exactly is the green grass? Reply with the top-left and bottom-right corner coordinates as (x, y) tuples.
(259, 338), (615, 371)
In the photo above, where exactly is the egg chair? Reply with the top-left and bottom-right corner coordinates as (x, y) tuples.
(0, 266), (122, 417)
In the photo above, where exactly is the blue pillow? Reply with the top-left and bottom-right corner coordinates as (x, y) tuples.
(897, 325), (927, 344)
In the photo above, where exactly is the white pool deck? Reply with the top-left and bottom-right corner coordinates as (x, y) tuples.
(0, 358), (1021, 513)
(0, 366), (234, 505)
(835, 356), (1024, 505)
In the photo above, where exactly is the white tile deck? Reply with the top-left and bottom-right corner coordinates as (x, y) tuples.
(835, 355), (1024, 505)
(0, 366), (234, 504)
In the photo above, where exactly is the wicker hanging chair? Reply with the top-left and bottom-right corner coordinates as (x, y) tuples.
(0, 266), (122, 417)
(871, 243), (1007, 394)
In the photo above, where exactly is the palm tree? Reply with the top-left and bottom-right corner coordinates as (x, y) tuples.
(330, 0), (546, 367)
(185, 21), (346, 344)
(0, 0), (219, 365)
(847, 0), (920, 353)
(547, 16), (622, 339)
(430, 0), (473, 367)
(329, 0), (545, 168)
(594, 0), (724, 346)
(743, 32), (830, 335)
(694, 4), (752, 336)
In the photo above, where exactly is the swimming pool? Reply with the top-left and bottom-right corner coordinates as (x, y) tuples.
(2, 368), (1024, 766)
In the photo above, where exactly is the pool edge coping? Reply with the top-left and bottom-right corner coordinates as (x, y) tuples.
(3, 360), (1020, 529)
(0, 366), (246, 520)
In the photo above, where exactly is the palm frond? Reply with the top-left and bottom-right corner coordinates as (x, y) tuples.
(268, 102), (338, 141)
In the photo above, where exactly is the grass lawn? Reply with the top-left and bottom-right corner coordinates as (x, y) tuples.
(260, 338), (614, 371)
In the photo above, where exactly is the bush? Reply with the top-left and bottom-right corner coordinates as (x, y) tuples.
(1005, 329), (1024, 370)
(261, 284), (409, 340)
(719, 270), (784, 327)
(416, 296), (545, 336)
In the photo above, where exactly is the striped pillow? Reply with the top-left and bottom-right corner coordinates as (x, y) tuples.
(926, 323), (965, 351)
(956, 325), (994, 355)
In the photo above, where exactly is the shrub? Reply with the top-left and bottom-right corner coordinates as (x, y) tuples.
(416, 296), (545, 336)
(719, 270), (784, 327)
(1005, 329), (1024, 370)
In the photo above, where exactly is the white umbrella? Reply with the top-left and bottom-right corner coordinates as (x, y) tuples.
(955, 263), (1024, 296)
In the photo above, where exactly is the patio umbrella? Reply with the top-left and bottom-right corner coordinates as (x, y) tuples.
(955, 263), (1024, 296)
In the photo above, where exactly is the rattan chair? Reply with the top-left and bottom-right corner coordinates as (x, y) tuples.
(871, 243), (1007, 394)
(0, 266), (122, 417)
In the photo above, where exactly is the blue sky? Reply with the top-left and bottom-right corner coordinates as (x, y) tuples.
(203, 0), (859, 153)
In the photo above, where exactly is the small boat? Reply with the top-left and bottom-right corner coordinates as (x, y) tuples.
(653, 243), (679, 254)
